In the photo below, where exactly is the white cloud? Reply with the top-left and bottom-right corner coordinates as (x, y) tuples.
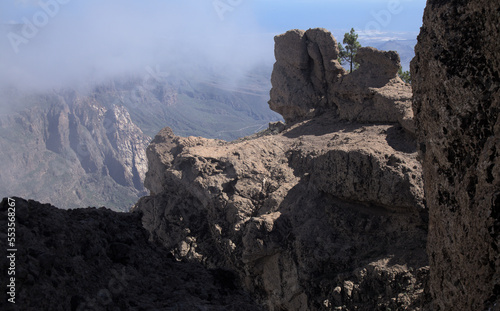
(0, 0), (274, 91)
(358, 29), (418, 41)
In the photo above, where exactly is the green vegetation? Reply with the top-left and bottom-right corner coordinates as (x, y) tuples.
(398, 67), (412, 84)
(338, 28), (362, 73)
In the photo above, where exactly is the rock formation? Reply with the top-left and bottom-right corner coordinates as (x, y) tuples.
(334, 47), (415, 134)
(269, 28), (414, 134)
(135, 29), (431, 309)
(136, 111), (429, 310)
(411, 0), (500, 310)
(269, 28), (345, 122)
(0, 197), (261, 310)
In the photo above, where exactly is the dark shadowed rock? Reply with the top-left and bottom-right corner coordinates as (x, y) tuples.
(412, 0), (500, 310)
(0, 197), (262, 310)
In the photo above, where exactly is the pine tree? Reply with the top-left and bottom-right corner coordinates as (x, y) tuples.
(398, 67), (412, 84)
(338, 28), (361, 73)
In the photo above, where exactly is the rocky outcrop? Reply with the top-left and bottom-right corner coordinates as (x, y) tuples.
(411, 0), (500, 310)
(131, 28), (430, 311)
(334, 47), (414, 133)
(269, 28), (345, 122)
(135, 108), (429, 310)
(269, 28), (414, 134)
(0, 197), (261, 310)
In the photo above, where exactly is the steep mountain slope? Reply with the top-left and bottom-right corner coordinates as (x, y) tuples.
(0, 91), (149, 211)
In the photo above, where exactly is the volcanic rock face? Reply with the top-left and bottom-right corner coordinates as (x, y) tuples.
(411, 0), (500, 310)
(0, 197), (261, 310)
(136, 107), (429, 310)
(335, 47), (414, 132)
(269, 28), (414, 134)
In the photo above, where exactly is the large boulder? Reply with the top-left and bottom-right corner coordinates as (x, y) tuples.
(333, 47), (413, 130)
(353, 47), (401, 82)
(269, 28), (345, 123)
(411, 0), (500, 310)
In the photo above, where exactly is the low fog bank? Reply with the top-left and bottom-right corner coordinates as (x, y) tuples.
(0, 1), (275, 95)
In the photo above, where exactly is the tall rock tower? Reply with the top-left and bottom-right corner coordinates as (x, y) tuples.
(412, 1), (500, 310)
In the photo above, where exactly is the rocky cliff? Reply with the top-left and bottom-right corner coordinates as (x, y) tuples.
(411, 0), (500, 310)
(135, 28), (430, 310)
(0, 91), (149, 211)
(3, 1), (498, 308)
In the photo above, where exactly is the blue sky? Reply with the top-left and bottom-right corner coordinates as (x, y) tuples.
(0, 0), (426, 89)
(2, 0), (426, 36)
(251, 0), (426, 39)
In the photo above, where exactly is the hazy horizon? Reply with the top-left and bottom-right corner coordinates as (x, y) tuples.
(0, 0), (426, 92)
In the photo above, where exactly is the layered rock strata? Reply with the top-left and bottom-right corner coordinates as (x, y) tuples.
(412, 0), (500, 310)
